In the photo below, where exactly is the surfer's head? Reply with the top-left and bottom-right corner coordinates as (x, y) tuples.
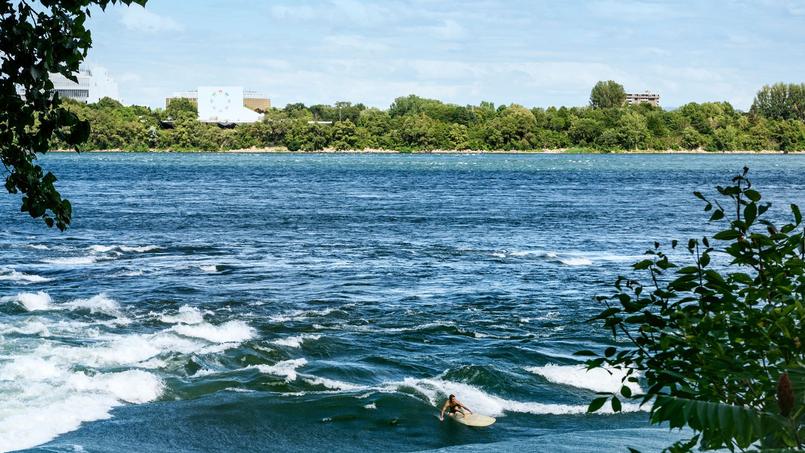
(448, 394), (456, 402)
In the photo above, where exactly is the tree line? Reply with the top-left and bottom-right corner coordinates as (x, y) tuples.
(54, 81), (805, 152)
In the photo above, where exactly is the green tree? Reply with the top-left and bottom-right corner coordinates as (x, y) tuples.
(582, 169), (805, 451)
(164, 97), (198, 120)
(569, 117), (604, 145)
(616, 110), (650, 149)
(680, 126), (706, 150)
(751, 83), (805, 121)
(398, 113), (442, 149)
(485, 105), (537, 150)
(590, 80), (627, 109)
(1, 0), (146, 230)
(331, 120), (359, 150)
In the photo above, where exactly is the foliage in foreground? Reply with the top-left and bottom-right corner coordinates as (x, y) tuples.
(580, 168), (804, 451)
(1, 0), (146, 230)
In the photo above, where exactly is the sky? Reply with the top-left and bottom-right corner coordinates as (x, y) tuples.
(84, 0), (805, 110)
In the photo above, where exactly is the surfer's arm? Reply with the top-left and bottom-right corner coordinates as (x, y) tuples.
(460, 403), (472, 413)
(439, 402), (448, 421)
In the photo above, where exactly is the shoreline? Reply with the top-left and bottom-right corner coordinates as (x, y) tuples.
(50, 147), (796, 155)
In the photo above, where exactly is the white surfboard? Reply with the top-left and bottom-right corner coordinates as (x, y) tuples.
(449, 412), (496, 427)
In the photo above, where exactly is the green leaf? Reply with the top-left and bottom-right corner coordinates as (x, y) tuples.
(611, 396), (622, 412)
(744, 189), (761, 202)
(709, 209), (724, 221)
(713, 230), (740, 240)
(590, 307), (621, 321)
(588, 397), (608, 413)
(744, 203), (757, 225)
(792, 204), (802, 225)
(620, 385), (632, 398)
(651, 396), (784, 449)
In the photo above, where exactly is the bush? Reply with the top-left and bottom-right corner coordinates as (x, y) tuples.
(581, 168), (805, 451)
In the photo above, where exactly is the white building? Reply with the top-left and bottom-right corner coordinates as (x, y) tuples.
(50, 67), (120, 103)
(196, 86), (263, 123)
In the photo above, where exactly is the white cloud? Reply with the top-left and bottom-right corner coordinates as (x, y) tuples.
(116, 72), (142, 83)
(119, 5), (183, 33)
(269, 4), (318, 20)
(431, 19), (467, 40)
(322, 35), (389, 52)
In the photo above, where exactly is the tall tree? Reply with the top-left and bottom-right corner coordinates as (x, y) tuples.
(1, 0), (145, 230)
(751, 83), (805, 121)
(590, 80), (627, 109)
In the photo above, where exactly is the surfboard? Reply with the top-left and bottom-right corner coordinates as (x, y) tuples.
(449, 412), (496, 427)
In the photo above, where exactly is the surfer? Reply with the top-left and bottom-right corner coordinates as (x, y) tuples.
(439, 394), (472, 421)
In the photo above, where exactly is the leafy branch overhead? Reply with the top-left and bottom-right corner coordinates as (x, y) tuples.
(580, 167), (804, 451)
(0, 0), (147, 230)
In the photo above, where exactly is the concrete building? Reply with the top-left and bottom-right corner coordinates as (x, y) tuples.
(166, 88), (270, 120)
(197, 86), (263, 123)
(626, 91), (660, 106)
(49, 67), (120, 103)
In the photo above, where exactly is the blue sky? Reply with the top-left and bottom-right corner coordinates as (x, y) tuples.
(85, 0), (805, 110)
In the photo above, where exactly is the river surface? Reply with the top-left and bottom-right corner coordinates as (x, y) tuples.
(1, 153), (803, 453)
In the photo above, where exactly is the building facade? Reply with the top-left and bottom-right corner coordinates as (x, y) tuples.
(49, 67), (119, 103)
(167, 87), (269, 124)
(167, 89), (270, 114)
(625, 91), (660, 106)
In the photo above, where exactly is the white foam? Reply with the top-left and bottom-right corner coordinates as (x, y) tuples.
(352, 321), (455, 334)
(64, 294), (123, 318)
(89, 245), (160, 253)
(397, 377), (642, 417)
(65, 370), (163, 403)
(158, 305), (206, 325)
(252, 358), (308, 382)
(119, 269), (144, 277)
(0, 291), (53, 311)
(268, 306), (349, 323)
(43, 256), (97, 266)
(558, 257), (594, 266)
(171, 320), (255, 343)
(123, 245), (160, 253)
(495, 249), (641, 267)
(39, 327), (244, 370)
(271, 334), (321, 348)
(526, 364), (642, 394)
(0, 320), (51, 337)
(28, 244), (50, 250)
(0, 268), (52, 284)
(199, 265), (218, 273)
(303, 376), (368, 391)
(363, 403), (377, 410)
(0, 361), (162, 452)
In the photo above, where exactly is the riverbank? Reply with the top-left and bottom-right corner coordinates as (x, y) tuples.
(51, 147), (794, 154)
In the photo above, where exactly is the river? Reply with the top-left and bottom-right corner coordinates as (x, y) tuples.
(1, 153), (803, 452)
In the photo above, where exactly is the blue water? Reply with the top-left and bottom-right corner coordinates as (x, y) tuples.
(1, 153), (803, 452)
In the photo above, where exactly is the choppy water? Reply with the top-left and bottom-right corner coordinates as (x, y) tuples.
(1, 153), (803, 453)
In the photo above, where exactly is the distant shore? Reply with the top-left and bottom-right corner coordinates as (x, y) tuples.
(51, 147), (796, 155)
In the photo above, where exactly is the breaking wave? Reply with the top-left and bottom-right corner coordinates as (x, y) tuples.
(0, 268), (52, 284)
(526, 364), (642, 394)
(272, 334), (322, 348)
(171, 320), (256, 343)
(0, 291), (54, 311)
